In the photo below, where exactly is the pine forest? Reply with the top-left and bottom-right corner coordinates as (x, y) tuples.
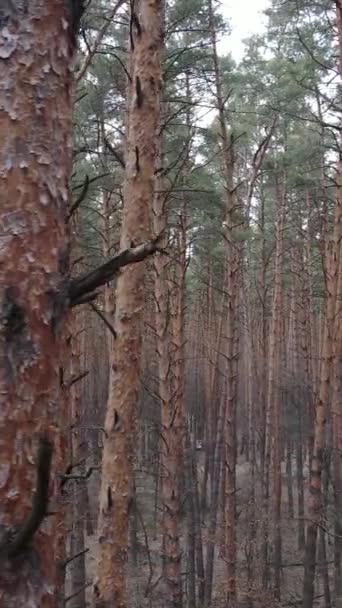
(2, 1), (342, 607)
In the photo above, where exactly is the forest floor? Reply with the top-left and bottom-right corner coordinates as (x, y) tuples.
(83, 454), (331, 608)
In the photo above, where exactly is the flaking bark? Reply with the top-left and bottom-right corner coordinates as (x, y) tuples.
(93, 0), (163, 605)
(0, 2), (78, 605)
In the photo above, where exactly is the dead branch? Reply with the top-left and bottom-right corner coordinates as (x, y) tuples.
(69, 238), (163, 306)
(62, 547), (89, 569)
(104, 137), (125, 168)
(246, 115), (278, 218)
(59, 466), (100, 483)
(67, 370), (89, 388)
(76, 0), (125, 82)
(64, 581), (92, 603)
(89, 302), (117, 338)
(67, 175), (90, 220)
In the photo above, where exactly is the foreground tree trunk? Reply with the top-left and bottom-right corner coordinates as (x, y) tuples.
(0, 3), (78, 606)
(93, 1), (163, 605)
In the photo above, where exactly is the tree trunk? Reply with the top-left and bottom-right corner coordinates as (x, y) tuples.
(153, 113), (183, 605)
(68, 309), (87, 608)
(207, 0), (240, 601)
(185, 429), (196, 608)
(296, 433), (305, 551)
(204, 390), (225, 607)
(268, 177), (285, 600)
(94, 0), (162, 604)
(0, 2), (77, 605)
(286, 440), (294, 519)
(303, 160), (342, 608)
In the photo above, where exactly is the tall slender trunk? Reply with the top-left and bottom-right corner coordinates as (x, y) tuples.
(268, 178), (285, 600)
(208, 0), (239, 601)
(319, 455), (331, 608)
(204, 388), (226, 607)
(296, 436), (305, 550)
(94, 1), (162, 604)
(192, 453), (205, 608)
(185, 429), (196, 608)
(153, 106), (183, 606)
(331, 179), (342, 607)
(101, 124), (116, 355)
(258, 185), (270, 590)
(302, 161), (342, 608)
(286, 440), (294, 519)
(69, 309), (87, 608)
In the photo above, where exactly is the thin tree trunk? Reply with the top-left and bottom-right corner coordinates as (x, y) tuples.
(207, 0), (240, 600)
(302, 160), (342, 608)
(192, 454), (205, 608)
(286, 440), (294, 519)
(318, 455), (331, 608)
(185, 429), (196, 608)
(296, 430), (305, 551)
(153, 111), (183, 606)
(204, 390), (226, 607)
(94, 1), (162, 603)
(69, 309), (87, 608)
(267, 177), (285, 600)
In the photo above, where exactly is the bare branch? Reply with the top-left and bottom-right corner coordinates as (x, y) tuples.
(90, 302), (117, 338)
(62, 547), (89, 569)
(68, 175), (90, 220)
(104, 137), (125, 168)
(67, 370), (89, 388)
(69, 238), (163, 306)
(76, 0), (125, 83)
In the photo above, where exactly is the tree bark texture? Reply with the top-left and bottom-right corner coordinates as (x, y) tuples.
(303, 161), (342, 608)
(0, 2), (77, 606)
(93, 0), (163, 605)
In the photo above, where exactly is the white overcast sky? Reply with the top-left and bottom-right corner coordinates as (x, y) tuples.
(219, 0), (270, 61)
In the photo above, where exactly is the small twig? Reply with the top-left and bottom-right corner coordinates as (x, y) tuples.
(67, 370), (89, 388)
(4, 436), (53, 557)
(104, 137), (125, 168)
(64, 581), (92, 604)
(71, 172), (110, 192)
(59, 466), (100, 483)
(76, 0), (125, 82)
(62, 547), (89, 569)
(295, 516), (342, 539)
(133, 503), (154, 596)
(67, 175), (90, 220)
(282, 594), (324, 606)
(89, 302), (117, 338)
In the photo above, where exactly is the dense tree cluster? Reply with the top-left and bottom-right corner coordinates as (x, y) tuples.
(1, 0), (342, 607)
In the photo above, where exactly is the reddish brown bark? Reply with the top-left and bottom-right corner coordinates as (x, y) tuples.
(0, 3), (77, 606)
(93, 0), (163, 605)
(207, 1), (240, 595)
(303, 161), (342, 608)
(153, 159), (183, 606)
(268, 178), (285, 599)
